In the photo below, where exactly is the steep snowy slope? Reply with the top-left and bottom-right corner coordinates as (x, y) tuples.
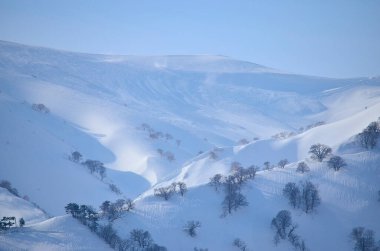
(0, 188), (112, 251)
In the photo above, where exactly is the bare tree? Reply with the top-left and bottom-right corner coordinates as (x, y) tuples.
(309, 143), (332, 162)
(271, 210), (294, 244)
(125, 199), (135, 211)
(350, 227), (377, 251)
(209, 174), (223, 192)
(177, 182), (187, 196)
(300, 181), (321, 213)
(183, 220), (201, 237)
(221, 176), (248, 216)
(154, 186), (173, 201)
(233, 238), (248, 251)
(296, 162), (310, 174)
(357, 121), (380, 149)
(278, 159), (289, 168)
(129, 229), (153, 248)
(283, 182), (301, 209)
(327, 155), (346, 171)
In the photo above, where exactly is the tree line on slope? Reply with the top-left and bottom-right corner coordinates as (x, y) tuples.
(65, 201), (166, 251)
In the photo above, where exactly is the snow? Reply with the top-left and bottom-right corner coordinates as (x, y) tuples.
(0, 40), (379, 250)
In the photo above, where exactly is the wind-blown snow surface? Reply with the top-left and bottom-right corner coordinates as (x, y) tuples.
(0, 40), (380, 250)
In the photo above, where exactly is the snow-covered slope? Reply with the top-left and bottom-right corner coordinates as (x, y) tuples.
(0, 40), (379, 250)
(0, 188), (112, 251)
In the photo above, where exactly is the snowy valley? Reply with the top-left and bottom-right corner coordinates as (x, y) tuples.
(0, 40), (379, 251)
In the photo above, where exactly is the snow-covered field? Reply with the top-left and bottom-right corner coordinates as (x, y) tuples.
(0, 40), (379, 250)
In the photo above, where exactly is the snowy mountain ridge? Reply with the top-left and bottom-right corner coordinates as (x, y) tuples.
(0, 40), (379, 250)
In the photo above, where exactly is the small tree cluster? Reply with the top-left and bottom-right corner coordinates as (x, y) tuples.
(278, 159), (289, 168)
(283, 181), (321, 213)
(309, 143), (332, 162)
(138, 123), (180, 149)
(209, 174), (223, 192)
(209, 163), (256, 216)
(183, 220), (201, 237)
(263, 161), (273, 170)
(272, 131), (296, 140)
(0, 217), (16, 230)
(32, 103), (50, 113)
(221, 175), (249, 216)
(237, 138), (249, 145)
(350, 227), (379, 251)
(271, 210), (308, 251)
(233, 238), (248, 251)
(327, 155), (346, 171)
(157, 149), (175, 162)
(154, 182), (188, 201)
(194, 248), (208, 251)
(65, 203), (99, 231)
(0, 180), (19, 197)
(298, 121), (325, 133)
(65, 202), (166, 250)
(82, 159), (107, 180)
(100, 199), (134, 221)
(296, 162), (310, 174)
(99, 225), (166, 251)
(357, 121), (380, 149)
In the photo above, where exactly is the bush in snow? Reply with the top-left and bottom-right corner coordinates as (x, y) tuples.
(183, 220), (201, 237)
(327, 155), (346, 171)
(69, 151), (82, 162)
(32, 103), (50, 113)
(296, 162), (310, 174)
(357, 121), (380, 149)
(0, 180), (19, 197)
(233, 238), (248, 251)
(350, 227), (379, 251)
(308, 143), (332, 162)
(19, 218), (25, 227)
(278, 159), (289, 168)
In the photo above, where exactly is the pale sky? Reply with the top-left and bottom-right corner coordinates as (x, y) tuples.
(0, 0), (379, 78)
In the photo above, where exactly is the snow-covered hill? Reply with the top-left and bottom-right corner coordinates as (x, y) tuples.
(0, 40), (379, 250)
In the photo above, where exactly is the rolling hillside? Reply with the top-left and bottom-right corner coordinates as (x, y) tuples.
(0, 40), (379, 250)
